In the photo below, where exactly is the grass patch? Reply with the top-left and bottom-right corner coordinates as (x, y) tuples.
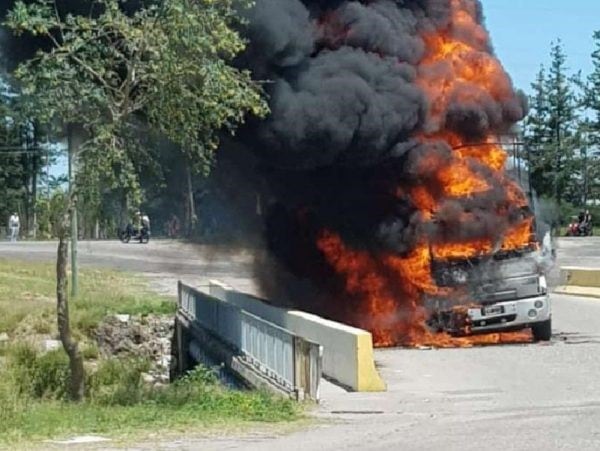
(0, 350), (299, 445)
(0, 259), (301, 446)
(0, 259), (175, 337)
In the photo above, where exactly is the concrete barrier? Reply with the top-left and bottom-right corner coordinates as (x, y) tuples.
(555, 267), (600, 298)
(209, 281), (386, 392)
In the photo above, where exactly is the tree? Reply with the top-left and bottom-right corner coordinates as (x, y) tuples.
(524, 66), (552, 197)
(0, 85), (48, 235)
(545, 40), (579, 204)
(5, 0), (268, 400)
(524, 40), (580, 205)
(581, 31), (600, 205)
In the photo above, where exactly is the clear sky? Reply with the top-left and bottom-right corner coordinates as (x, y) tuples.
(482, 0), (600, 94)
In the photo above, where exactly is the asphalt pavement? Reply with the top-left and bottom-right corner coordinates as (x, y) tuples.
(0, 239), (262, 296)
(2, 237), (600, 450)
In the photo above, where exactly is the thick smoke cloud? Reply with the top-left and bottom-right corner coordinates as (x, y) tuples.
(237, 0), (529, 317)
(244, 0), (437, 168)
(258, 49), (426, 168)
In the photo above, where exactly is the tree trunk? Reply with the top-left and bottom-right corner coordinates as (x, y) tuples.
(185, 164), (196, 236)
(68, 124), (86, 298)
(56, 210), (85, 401)
(30, 120), (40, 239)
(31, 153), (38, 240)
(583, 147), (589, 207)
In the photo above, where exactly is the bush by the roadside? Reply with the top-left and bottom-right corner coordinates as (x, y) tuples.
(8, 345), (70, 401)
(87, 357), (152, 406)
(0, 346), (300, 445)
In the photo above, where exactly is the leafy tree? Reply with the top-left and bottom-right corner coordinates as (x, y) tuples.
(5, 0), (268, 400)
(0, 85), (49, 234)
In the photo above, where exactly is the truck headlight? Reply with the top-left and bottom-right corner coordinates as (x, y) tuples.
(538, 275), (547, 294)
(528, 309), (538, 318)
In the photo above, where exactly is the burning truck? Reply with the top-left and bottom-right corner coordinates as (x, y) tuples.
(427, 206), (551, 341)
(235, 0), (551, 348)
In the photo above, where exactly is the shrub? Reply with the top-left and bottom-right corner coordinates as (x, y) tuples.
(87, 358), (152, 406)
(82, 343), (99, 360)
(7, 345), (70, 401)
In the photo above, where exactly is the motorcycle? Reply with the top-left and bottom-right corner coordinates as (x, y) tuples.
(118, 225), (150, 244)
(565, 218), (593, 237)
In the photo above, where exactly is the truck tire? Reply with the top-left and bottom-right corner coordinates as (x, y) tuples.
(532, 318), (552, 341)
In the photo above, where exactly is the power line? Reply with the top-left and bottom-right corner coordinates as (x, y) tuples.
(0, 146), (47, 155)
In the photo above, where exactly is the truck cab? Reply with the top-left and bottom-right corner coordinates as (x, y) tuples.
(427, 248), (551, 341)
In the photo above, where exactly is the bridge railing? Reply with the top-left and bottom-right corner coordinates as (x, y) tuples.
(178, 282), (322, 401)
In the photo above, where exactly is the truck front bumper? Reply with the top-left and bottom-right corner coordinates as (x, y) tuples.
(467, 295), (551, 333)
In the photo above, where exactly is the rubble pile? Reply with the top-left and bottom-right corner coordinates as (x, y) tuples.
(95, 314), (174, 384)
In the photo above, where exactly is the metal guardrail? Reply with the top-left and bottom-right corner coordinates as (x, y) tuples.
(178, 282), (322, 400)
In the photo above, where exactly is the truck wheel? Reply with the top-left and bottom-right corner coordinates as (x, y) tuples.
(532, 318), (552, 342)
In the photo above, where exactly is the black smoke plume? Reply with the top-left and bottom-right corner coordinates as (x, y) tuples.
(233, 0), (529, 322)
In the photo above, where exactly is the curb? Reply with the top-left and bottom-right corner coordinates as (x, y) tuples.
(557, 267), (600, 299)
(554, 286), (600, 299)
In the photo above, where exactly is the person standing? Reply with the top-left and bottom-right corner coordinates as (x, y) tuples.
(583, 209), (593, 235)
(141, 212), (150, 233)
(169, 214), (180, 238)
(8, 212), (20, 242)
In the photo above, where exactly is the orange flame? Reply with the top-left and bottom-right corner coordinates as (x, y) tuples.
(316, 0), (534, 348)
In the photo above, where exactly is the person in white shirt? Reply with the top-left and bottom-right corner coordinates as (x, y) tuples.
(141, 213), (150, 232)
(8, 212), (20, 242)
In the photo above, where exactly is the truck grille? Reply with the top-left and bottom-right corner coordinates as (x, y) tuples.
(473, 314), (517, 327)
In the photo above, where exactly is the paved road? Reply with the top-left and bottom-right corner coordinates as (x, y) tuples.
(3, 237), (600, 450)
(0, 239), (262, 296)
(0, 235), (587, 294)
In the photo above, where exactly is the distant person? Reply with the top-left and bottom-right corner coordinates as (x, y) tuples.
(141, 212), (150, 234)
(582, 209), (593, 234)
(126, 211), (140, 236)
(8, 212), (20, 242)
(168, 214), (180, 238)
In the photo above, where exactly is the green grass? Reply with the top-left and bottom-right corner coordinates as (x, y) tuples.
(0, 259), (300, 447)
(0, 259), (175, 337)
(0, 357), (298, 446)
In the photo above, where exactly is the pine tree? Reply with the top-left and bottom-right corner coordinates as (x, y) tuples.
(545, 40), (579, 205)
(585, 31), (600, 139)
(525, 40), (580, 204)
(582, 31), (600, 205)
(524, 65), (553, 197)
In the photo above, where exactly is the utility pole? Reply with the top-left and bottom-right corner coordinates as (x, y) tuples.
(68, 126), (79, 298)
